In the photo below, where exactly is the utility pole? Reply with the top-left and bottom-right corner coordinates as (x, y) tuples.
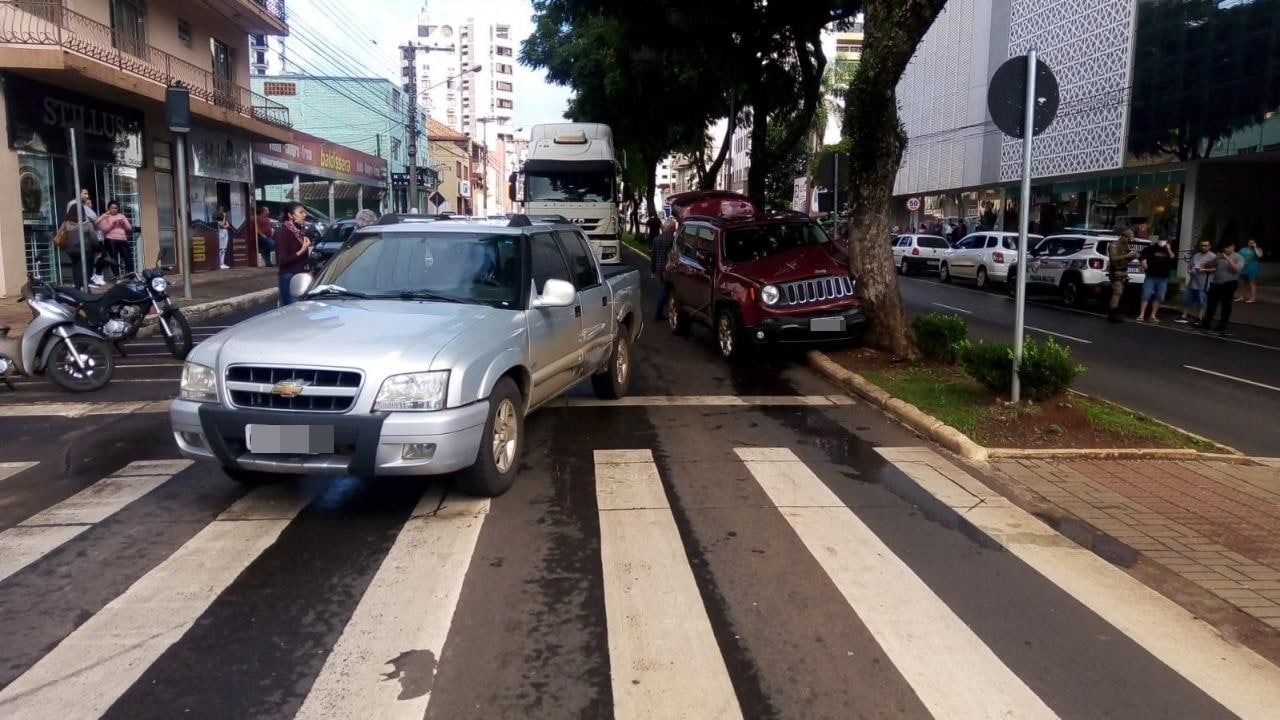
(400, 43), (420, 212)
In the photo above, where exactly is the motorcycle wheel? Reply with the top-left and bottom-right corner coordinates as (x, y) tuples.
(47, 336), (114, 392)
(162, 310), (193, 360)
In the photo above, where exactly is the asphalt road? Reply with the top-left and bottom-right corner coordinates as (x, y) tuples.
(897, 273), (1280, 457)
(1, 254), (1277, 719)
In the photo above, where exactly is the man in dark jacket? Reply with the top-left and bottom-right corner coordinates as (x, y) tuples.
(651, 219), (677, 321)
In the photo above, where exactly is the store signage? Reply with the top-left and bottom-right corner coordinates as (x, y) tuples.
(3, 73), (144, 167)
(390, 168), (438, 188)
(188, 127), (252, 183)
(459, 179), (472, 198)
(255, 136), (387, 186)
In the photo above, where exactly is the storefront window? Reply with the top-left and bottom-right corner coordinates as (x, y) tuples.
(1017, 170), (1184, 241)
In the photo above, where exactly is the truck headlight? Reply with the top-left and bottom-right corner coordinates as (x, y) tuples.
(761, 284), (781, 306)
(180, 362), (217, 402)
(374, 371), (449, 411)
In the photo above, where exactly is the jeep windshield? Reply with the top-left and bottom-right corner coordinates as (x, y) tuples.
(723, 222), (830, 264)
(525, 171), (614, 203)
(310, 231), (523, 309)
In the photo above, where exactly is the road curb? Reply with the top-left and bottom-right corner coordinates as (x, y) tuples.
(1064, 388), (1244, 457)
(806, 350), (989, 462)
(806, 350), (1261, 466)
(133, 287), (277, 339)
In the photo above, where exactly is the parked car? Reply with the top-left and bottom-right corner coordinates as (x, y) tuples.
(892, 234), (950, 275)
(940, 231), (1043, 289)
(170, 215), (644, 497)
(662, 191), (865, 361)
(309, 218), (360, 272)
(1007, 233), (1150, 307)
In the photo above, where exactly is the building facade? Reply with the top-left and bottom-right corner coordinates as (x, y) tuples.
(894, 0), (1280, 274)
(0, 0), (293, 295)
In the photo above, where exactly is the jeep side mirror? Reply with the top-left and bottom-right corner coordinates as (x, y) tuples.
(532, 278), (576, 308)
(289, 273), (315, 300)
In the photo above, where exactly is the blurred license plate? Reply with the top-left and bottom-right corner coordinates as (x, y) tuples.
(246, 425), (334, 454)
(810, 317), (845, 332)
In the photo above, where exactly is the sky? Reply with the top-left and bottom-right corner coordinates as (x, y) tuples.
(278, 0), (574, 131)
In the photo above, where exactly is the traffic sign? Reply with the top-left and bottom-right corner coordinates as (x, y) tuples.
(987, 55), (1060, 139)
(905, 197), (921, 212)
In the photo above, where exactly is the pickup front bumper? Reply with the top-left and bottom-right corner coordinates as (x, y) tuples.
(745, 307), (867, 345)
(170, 399), (489, 477)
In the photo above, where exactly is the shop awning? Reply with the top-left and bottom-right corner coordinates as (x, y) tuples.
(253, 131), (388, 188)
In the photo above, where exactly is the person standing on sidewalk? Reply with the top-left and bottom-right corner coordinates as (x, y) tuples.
(1107, 229), (1138, 323)
(1201, 240), (1244, 335)
(254, 205), (275, 267)
(97, 201), (134, 280)
(274, 203), (312, 305)
(651, 219), (677, 321)
(1136, 238), (1174, 322)
(216, 211), (232, 270)
(1236, 238), (1264, 303)
(55, 207), (104, 289)
(1177, 239), (1215, 325)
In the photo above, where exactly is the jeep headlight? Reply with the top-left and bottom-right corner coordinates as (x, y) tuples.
(180, 362), (217, 402)
(761, 284), (781, 306)
(150, 276), (168, 293)
(374, 371), (449, 411)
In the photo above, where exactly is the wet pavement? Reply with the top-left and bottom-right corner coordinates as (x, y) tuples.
(1, 253), (1277, 718)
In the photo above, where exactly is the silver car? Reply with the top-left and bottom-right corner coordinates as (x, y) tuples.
(170, 217), (643, 497)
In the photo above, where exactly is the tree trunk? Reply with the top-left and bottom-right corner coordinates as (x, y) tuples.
(842, 0), (950, 359)
(701, 96), (739, 190)
(747, 96), (770, 206)
(644, 155), (658, 220)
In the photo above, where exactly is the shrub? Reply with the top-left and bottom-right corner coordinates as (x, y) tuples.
(958, 337), (1083, 401)
(912, 312), (968, 363)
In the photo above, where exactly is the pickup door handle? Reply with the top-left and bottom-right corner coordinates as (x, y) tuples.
(574, 305), (582, 318)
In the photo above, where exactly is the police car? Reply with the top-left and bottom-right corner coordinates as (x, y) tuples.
(1008, 233), (1150, 307)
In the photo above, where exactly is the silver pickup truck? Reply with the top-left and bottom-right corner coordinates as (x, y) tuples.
(170, 216), (643, 497)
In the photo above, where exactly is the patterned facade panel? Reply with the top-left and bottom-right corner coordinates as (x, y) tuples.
(894, 0), (980, 196)
(1000, 0), (1136, 182)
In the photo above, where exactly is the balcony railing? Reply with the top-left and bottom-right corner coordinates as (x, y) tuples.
(254, 0), (287, 24)
(1, 2), (291, 129)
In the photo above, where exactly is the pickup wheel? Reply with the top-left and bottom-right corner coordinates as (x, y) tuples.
(666, 295), (691, 336)
(458, 377), (523, 498)
(591, 332), (631, 399)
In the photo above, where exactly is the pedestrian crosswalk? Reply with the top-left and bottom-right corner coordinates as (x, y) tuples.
(0, 446), (1277, 719)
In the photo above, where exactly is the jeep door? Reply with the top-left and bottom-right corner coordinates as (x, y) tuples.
(668, 224), (715, 324)
(526, 231), (583, 406)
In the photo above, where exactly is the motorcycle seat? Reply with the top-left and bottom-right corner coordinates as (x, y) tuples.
(55, 287), (102, 304)
(0, 323), (9, 337)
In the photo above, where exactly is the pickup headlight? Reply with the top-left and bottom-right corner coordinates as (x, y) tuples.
(374, 371), (450, 411)
(180, 362), (217, 402)
(761, 284), (781, 306)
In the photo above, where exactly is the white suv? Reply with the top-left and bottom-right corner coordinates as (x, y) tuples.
(1007, 234), (1150, 307)
(940, 231), (1042, 290)
(892, 234), (950, 275)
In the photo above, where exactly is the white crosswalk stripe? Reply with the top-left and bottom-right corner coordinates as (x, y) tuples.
(0, 460), (191, 583)
(0, 461), (38, 484)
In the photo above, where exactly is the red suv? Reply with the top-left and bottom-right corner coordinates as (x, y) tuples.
(662, 191), (866, 361)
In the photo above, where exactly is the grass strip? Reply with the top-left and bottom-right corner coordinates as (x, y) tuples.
(1073, 395), (1219, 453)
(622, 233), (651, 255)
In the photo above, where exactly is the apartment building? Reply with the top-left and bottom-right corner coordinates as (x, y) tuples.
(0, 0), (293, 293)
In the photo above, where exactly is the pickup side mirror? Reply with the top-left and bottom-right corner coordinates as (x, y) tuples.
(532, 278), (576, 308)
(289, 272), (315, 299)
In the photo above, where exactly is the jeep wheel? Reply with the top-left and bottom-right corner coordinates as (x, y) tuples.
(976, 266), (990, 290)
(939, 262), (952, 283)
(591, 331), (631, 400)
(458, 378), (523, 497)
(716, 310), (748, 363)
(1062, 279), (1084, 308)
(666, 295), (691, 336)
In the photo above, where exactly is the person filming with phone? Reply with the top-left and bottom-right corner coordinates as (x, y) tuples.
(273, 202), (312, 306)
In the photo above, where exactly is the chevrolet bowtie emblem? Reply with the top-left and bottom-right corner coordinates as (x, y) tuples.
(272, 379), (309, 397)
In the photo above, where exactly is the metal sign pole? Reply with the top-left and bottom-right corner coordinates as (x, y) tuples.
(1012, 47), (1037, 404)
(67, 128), (90, 291)
(174, 133), (193, 299)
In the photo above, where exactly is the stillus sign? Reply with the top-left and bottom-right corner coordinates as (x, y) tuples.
(4, 73), (144, 166)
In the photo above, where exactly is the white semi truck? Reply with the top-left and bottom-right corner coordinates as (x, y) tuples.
(512, 123), (622, 264)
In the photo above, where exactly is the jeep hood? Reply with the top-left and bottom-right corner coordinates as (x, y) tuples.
(727, 244), (849, 284)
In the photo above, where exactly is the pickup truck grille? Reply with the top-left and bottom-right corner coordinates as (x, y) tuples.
(778, 275), (856, 306)
(225, 365), (363, 413)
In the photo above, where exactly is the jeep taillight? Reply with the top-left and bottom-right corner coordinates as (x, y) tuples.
(1089, 258), (1105, 270)
(992, 251), (1006, 263)
(911, 247), (920, 255)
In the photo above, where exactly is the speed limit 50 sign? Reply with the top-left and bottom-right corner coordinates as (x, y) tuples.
(905, 197), (921, 212)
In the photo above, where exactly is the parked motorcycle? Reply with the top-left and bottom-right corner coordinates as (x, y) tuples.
(54, 255), (193, 360)
(0, 275), (115, 392)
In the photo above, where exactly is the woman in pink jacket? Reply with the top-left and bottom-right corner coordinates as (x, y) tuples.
(97, 200), (134, 280)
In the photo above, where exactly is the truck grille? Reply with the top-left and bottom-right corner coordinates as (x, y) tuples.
(778, 275), (856, 306)
(225, 365), (363, 413)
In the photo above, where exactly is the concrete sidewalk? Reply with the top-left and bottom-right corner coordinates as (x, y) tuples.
(991, 458), (1280, 631)
(0, 267), (277, 333)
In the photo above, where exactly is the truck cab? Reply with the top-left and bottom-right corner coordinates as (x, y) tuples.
(516, 123), (622, 264)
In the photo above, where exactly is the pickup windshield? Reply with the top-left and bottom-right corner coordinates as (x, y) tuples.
(723, 222), (830, 264)
(526, 171), (613, 203)
(311, 232), (523, 309)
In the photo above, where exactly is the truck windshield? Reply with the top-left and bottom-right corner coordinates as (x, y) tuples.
(312, 232), (523, 309)
(526, 171), (613, 203)
(722, 223), (830, 264)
